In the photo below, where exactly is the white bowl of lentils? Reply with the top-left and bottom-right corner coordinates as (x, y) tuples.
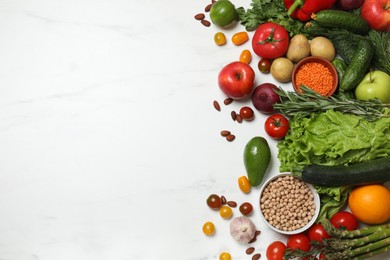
(259, 173), (320, 235)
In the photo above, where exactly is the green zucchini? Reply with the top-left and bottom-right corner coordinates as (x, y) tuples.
(340, 39), (374, 91)
(312, 10), (370, 35)
(300, 156), (390, 187)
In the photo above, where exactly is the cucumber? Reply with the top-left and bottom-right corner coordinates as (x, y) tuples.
(312, 10), (370, 35)
(304, 21), (329, 38)
(300, 156), (390, 187)
(332, 58), (347, 82)
(329, 35), (358, 65)
(340, 39), (374, 91)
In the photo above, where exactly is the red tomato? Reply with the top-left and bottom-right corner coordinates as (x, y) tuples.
(251, 22), (289, 59)
(330, 211), (359, 230)
(287, 233), (311, 252)
(266, 241), (286, 260)
(264, 114), (289, 139)
(307, 223), (330, 243)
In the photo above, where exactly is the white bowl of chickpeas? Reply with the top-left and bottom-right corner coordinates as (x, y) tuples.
(259, 173), (320, 235)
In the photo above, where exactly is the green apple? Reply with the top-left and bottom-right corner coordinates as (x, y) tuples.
(355, 70), (390, 103)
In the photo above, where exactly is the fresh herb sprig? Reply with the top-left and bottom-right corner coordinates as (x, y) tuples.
(236, 0), (306, 36)
(368, 30), (390, 75)
(274, 86), (389, 121)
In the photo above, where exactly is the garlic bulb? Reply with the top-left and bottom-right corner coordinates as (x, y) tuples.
(229, 216), (256, 243)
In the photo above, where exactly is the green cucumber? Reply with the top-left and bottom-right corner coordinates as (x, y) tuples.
(332, 58), (347, 82)
(243, 136), (271, 187)
(300, 156), (390, 187)
(304, 21), (329, 38)
(329, 35), (358, 65)
(340, 39), (374, 91)
(312, 10), (370, 35)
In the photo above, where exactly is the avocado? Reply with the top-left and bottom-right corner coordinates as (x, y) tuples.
(243, 136), (271, 187)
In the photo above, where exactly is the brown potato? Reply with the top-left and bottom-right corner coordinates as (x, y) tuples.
(271, 58), (294, 83)
(286, 34), (310, 63)
(310, 36), (336, 61)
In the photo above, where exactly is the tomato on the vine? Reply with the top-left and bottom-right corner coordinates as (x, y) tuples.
(251, 22), (289, 59)
(287, 233), (311, 252)
(330, 211), (359, 230)
(266, 241), (287, 260)
(264, 113), (289, 139)
(307, 223), (330, 243)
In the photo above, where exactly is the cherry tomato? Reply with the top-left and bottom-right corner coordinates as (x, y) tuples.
(219, 252), (231, 260)
(214, 32), (227, 46)
(219, 205), (233, 219)
(266, 241), (287, 260)
(318, 253), (327, 259)
(307, 223), (330, 243)
(287, 233), (311, 252)
(264, 114), (289, 139)
(239, 106), (254, 121)
(202, 221), (215, 236)
(258, 58), (271, 74)
(232, 31), (249, 46)
(239, 202), (253, 216)
(206, 194), (222, 209)
(239, 49), (252, 64)
(237, 175), (251, 193)
(252, 22), (289, 59)
(330, 211), (359, 230)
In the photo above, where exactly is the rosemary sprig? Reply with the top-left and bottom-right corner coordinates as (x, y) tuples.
(273, 86), (389, 121)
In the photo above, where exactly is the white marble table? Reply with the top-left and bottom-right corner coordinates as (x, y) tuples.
(0, 0), (388, 259)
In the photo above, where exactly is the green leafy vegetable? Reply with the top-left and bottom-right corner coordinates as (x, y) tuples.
(315, 185), (352, 221)
(277, 109), (390, 173)
(236, 0), (306, 36)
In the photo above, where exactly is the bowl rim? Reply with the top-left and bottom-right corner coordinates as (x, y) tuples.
(258, 172), (321, 235)
(292, 56), (339, 97)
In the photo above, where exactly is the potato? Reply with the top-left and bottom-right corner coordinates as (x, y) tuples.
(310, 36), (336, 61)
(286, 34), (310, 63)
(271, 57), (294, 83)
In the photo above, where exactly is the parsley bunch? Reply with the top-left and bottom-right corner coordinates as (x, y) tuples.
(236, 0), (306, 36)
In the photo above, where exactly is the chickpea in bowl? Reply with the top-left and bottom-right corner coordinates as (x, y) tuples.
(259, 173), (320, 235)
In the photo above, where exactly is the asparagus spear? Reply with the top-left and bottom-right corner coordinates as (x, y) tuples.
(324, 239), (390, 259)
(321, 218), (390, 238)
(352, 244), (390, 260)
(324, 229), (390, 250)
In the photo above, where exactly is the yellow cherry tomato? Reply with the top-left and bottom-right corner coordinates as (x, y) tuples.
(214, 32), (227, 46)
(202, 221), (215, 236)
(239, 49), (252, 64)
(238, 175), (251, 193)
(231, 31), (249, 46)
(219, 252), (232, 260)
(219, 205), (233, 219)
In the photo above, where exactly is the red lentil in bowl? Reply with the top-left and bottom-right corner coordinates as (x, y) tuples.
(292, 56), (338, 97)
(259, 173), (320, 235)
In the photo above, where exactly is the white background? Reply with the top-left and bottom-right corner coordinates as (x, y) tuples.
(0, 0), (388, 259)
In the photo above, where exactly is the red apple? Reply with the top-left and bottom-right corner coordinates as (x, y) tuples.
(361, 0), (390, 31)
(218, 61), (255, 99)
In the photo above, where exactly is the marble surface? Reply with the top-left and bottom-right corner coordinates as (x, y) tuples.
(0, 1), (388, 259)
